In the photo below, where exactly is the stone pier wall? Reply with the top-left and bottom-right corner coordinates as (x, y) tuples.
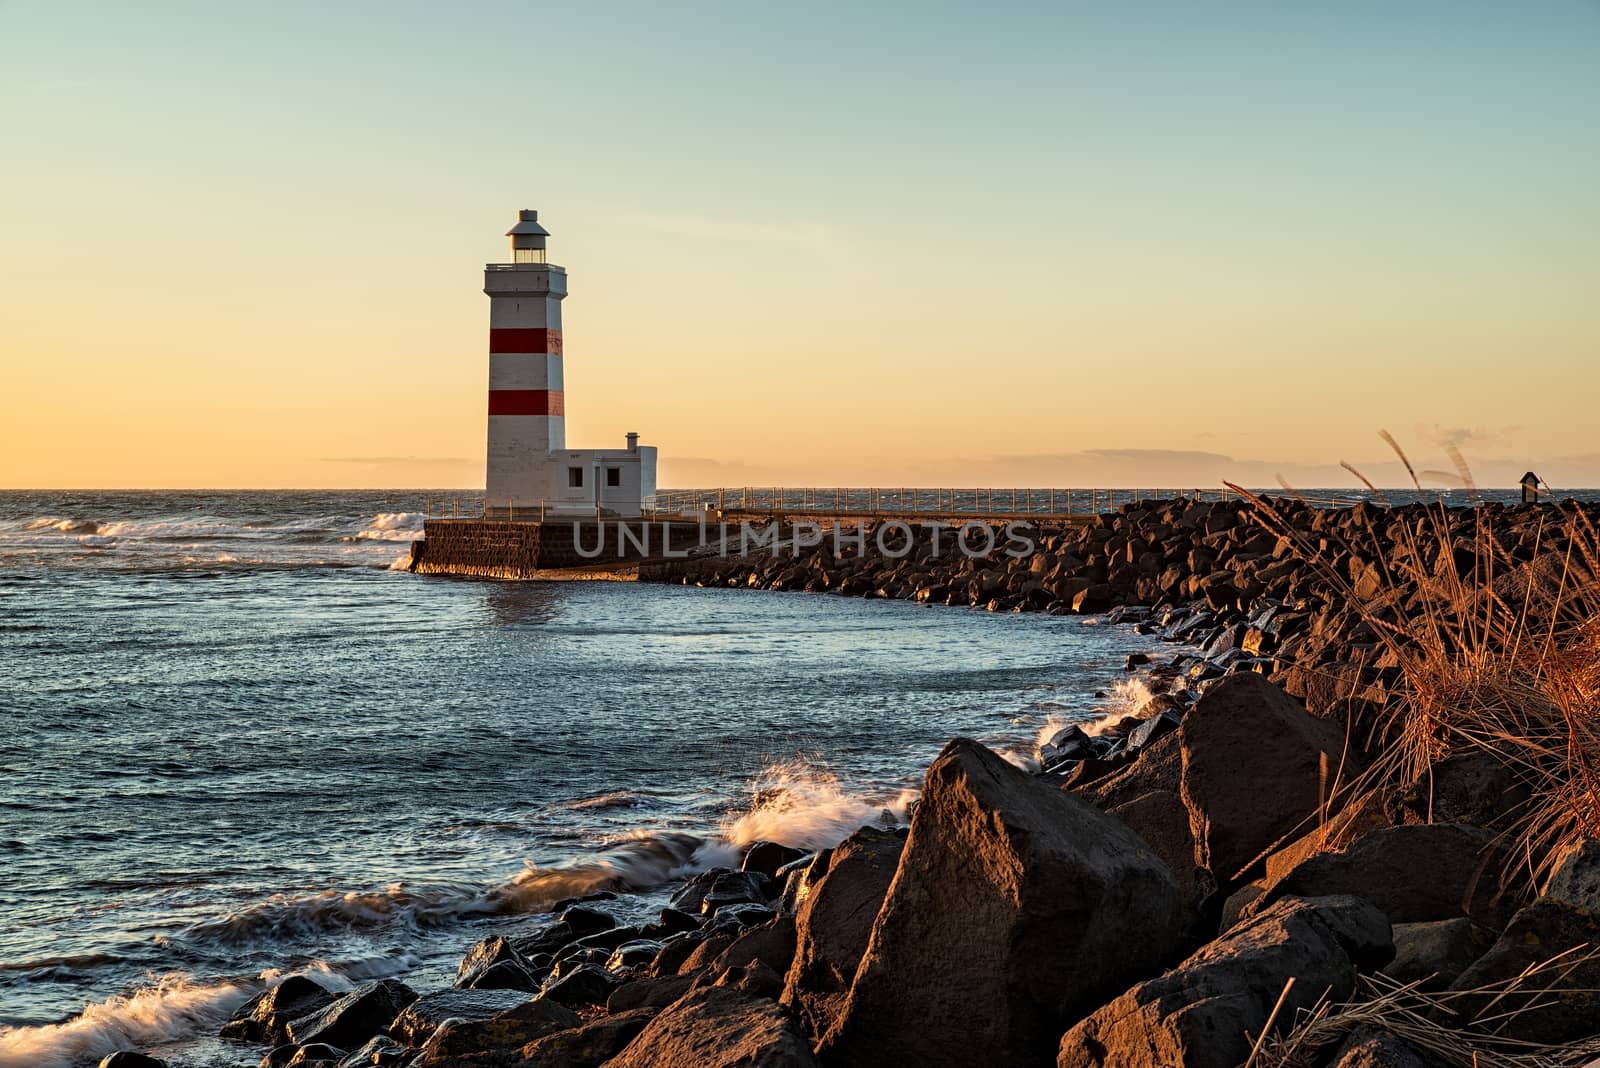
(409, 518), (720, 579)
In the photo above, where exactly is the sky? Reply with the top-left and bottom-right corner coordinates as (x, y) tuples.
(1, 1), (1596, 490)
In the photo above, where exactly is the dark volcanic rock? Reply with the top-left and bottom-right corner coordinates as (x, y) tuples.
(540, 961), (618, 1006)
(780, 824), (904, 1040)
(1383, 918), (1493, 990)
(97, 1054), (169, 1068)
(741, 841), (808, 879)
(1058, 895), (1393, 1068)
(456, 936), (528, 988)
(818, 739), (1187, 1068)
(1445, 897), (1600, 1043)
(464, 958), (538, 992)
(1179, 672), (1355, 882)
(222, 975), (336, 1044)
(413, 996), (580, 1064)
(388, 987), (538, 1046)
(1109, 789), (1214, 915)
(1329, 1025), (1450, 1068)
(332, 1035), (404, 1066)
(606, 972), (697, 1014)
(1246, 823), (1517, 929)
(1389, 750), (1526, 829)
(518, 1006), (658, 1068)
(286, 979), (417, 1051)
(605, 986), (817, 1068)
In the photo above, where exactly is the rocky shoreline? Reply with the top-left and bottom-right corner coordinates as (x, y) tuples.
(98, 496), (1600, 1068)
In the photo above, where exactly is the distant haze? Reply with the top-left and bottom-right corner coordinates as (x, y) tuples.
(1, 3), (1595, 489)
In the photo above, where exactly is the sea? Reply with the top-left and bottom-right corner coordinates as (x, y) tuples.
(0, 489), (1196, 1068)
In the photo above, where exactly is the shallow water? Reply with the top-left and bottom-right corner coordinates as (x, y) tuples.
(0, 491), (1170, 1067)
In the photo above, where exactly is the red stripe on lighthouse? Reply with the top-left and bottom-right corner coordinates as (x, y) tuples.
(488, 389), (564, 416)
(489, 328), (563, 355)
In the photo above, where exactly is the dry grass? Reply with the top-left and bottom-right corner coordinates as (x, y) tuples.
(1226, 436), (1600, 894)
(1249, 947), (1600, 1068)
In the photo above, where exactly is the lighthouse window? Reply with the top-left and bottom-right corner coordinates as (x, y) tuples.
(606, 467), (621, 488)
(568, 467), (584, 488)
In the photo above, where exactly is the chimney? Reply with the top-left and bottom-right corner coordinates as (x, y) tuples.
(626, 432), (639, 453)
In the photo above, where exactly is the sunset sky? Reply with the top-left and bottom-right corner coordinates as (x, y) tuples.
(2, 2), (1596, 490)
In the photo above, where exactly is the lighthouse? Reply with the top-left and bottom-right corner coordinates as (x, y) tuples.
(483, 210), (656, 515)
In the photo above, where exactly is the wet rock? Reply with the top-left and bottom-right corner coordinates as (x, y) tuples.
(456, 936), (531, 989)
(819, 739), (1187, 1068)
(388, 987), (536, 1046)
(286, 1045), (345, 1066)
(333, 1034), (405, 1067)
(287, 979), (417, 1052)
(1446, 897), (1600, 1043)
(606, 939), (665, 972)
(1179, 673), (1355, 882)
(468, 958), (538, 992)
(413, 996), (581, 1064)
(605, 986), (817, 1068)
(1245, 824), (1518, 929)
(607, 972), (697, 1014)
(97, 1054), (169, 1068)
(510, 920), (575, 959)
(655, 906), (703, 935)
(709, 902), (777, 930)
(1383, 918), (1493, 990)
(518, 1006), (658, 1068)
(540, 961), (618, 1007)
(223, 975), (337, 1045)
(559, 903), (616, 936)
(741, 841), (808, 879)
(1058, 895), (1393, 1068)
(1128, 708), (1180, 751)
(699, 871), (774, 916)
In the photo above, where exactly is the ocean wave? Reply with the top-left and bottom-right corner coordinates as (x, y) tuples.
(0, 974), (249, 1068)
(715, 760), (915, 857)
(170, 762), (910, 953)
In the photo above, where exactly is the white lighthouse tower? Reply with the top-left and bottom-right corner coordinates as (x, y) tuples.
(483, 210), (656, 516)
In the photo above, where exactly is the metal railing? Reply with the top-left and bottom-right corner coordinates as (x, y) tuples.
(640, 487), (1238, 518)
(414, 487), (1404, 525)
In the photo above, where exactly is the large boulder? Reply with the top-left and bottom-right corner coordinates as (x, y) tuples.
(1058, 895), (1393, 1068)
(388, 987), (545, 1046)
(1109, 790), (1214, 915)
(1445, 897), (1600, 1043)
(413, 996), (582, 1064)
(780, 825), (904, 1039)
(817, 739), (1188, 1068)
(1383, 918), (1492, 990)
(287, 979), (417, 1051)
(519, 1007), (658, 1068)
(1179, 673), (1355, 882)
(222, 975), (336, 1044)
(1244, 824), (1518, 929)
(604, 986), (817, 1068)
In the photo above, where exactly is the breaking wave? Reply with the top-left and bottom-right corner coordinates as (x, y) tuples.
(0, 974), (250, 1068)
(2, 510), (425, 572)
